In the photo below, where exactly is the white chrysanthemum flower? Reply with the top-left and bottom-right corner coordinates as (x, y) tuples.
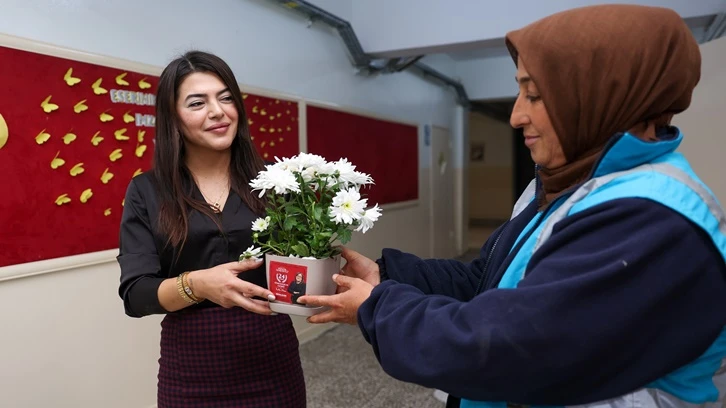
(315, 161), (337, 177)
(251, 216), (271, 232)
(348, 171), (374, 186)
(273, 156), (302, 173)
(330, 188), (367, 224)
(296, 153), (327, 169)
(298, 161), (337, 187)
(239, 245), (262, 261)
(301, 166), (318, 183)
(332, 158), (355, 178)
(249, 166), (301, 197)
(333, 158), (373, 186)
(355, 204), (381, 233)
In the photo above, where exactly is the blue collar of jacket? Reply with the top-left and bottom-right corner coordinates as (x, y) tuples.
(592, 126), (682, 177)
(533, 126), (683, 205)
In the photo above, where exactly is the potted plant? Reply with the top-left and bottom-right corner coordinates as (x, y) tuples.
(239, 153), (382, 316)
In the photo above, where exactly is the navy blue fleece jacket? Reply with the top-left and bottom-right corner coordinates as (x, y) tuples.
(357, 197), (726, 405)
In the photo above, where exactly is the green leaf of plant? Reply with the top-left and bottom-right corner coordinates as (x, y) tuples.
(313, 206), (324, 222)
(291, 243), (310, 257)
(338, 228), (352, 244)
(315, 231), (333, 241)
(286, 205), (303, 216)
(283, 216), (298, 231)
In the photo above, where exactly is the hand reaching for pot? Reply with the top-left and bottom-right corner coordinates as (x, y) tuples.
(298, 274), (373, 325)
(338, 247), (381, 287)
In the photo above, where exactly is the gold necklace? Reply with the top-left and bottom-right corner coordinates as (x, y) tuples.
(200, 182), (228, 213)
(209, 189), (226, 213)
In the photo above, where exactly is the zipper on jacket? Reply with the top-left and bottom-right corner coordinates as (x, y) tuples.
(475, 164), (569, 294)
(473, 228), (504, 295)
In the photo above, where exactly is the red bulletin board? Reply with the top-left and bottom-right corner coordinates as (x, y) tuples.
(306, 105), (418, 206)
(0, 45), (158, 267)
(0, 44), (300, 268)
(243, 92), (300, 161)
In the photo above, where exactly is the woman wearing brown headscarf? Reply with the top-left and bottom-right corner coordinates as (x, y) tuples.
(301, 5), (726, 408)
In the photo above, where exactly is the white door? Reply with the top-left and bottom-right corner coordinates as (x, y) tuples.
(429, 125), (457, 259)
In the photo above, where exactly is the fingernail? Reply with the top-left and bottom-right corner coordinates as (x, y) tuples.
(270, 312), (278, 316)
(332, 274), (339, 280)
(267, 294), (276, 301)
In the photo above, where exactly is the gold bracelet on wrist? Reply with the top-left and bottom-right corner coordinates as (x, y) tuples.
(176, 273), (196, 304)
(181, 272), (204, 303)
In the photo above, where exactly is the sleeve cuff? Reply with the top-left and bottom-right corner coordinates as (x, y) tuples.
(125, 276), (166, 317)
(357, 279), (397, 345)
(376, 257), (390, 282)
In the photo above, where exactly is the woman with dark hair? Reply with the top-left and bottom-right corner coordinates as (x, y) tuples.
(117, 50), (305, 407)
(301, 5), (726, 408)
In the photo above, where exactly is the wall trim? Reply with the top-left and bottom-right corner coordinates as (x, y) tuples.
(0, 250), (118, 283)
(0, 33), (161, 74)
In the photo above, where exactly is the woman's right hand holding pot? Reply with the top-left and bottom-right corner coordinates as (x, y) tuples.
(189, 259), (277, 315)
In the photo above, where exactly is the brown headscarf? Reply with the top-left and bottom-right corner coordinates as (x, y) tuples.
(505, 5), (701, 207)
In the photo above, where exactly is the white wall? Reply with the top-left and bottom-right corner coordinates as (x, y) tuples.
(1, 256), (161, 408)
(675, 36), (726, 204)
(0, 1), (458, 407)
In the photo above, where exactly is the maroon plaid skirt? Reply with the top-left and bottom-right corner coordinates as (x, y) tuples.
(157, 305), (306, 407)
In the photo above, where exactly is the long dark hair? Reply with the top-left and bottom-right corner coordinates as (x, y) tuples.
(153, 50), (266, 248)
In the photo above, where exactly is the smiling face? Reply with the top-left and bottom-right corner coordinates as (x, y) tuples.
(176, 72), (239, 154)
(509, 58), (566, 170)
(295, 273), (303, 283)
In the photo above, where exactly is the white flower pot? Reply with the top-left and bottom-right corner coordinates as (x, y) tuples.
(265, 254), (341, 316)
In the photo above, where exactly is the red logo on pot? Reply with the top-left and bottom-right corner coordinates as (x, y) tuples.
(268, 261), (308, 304)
